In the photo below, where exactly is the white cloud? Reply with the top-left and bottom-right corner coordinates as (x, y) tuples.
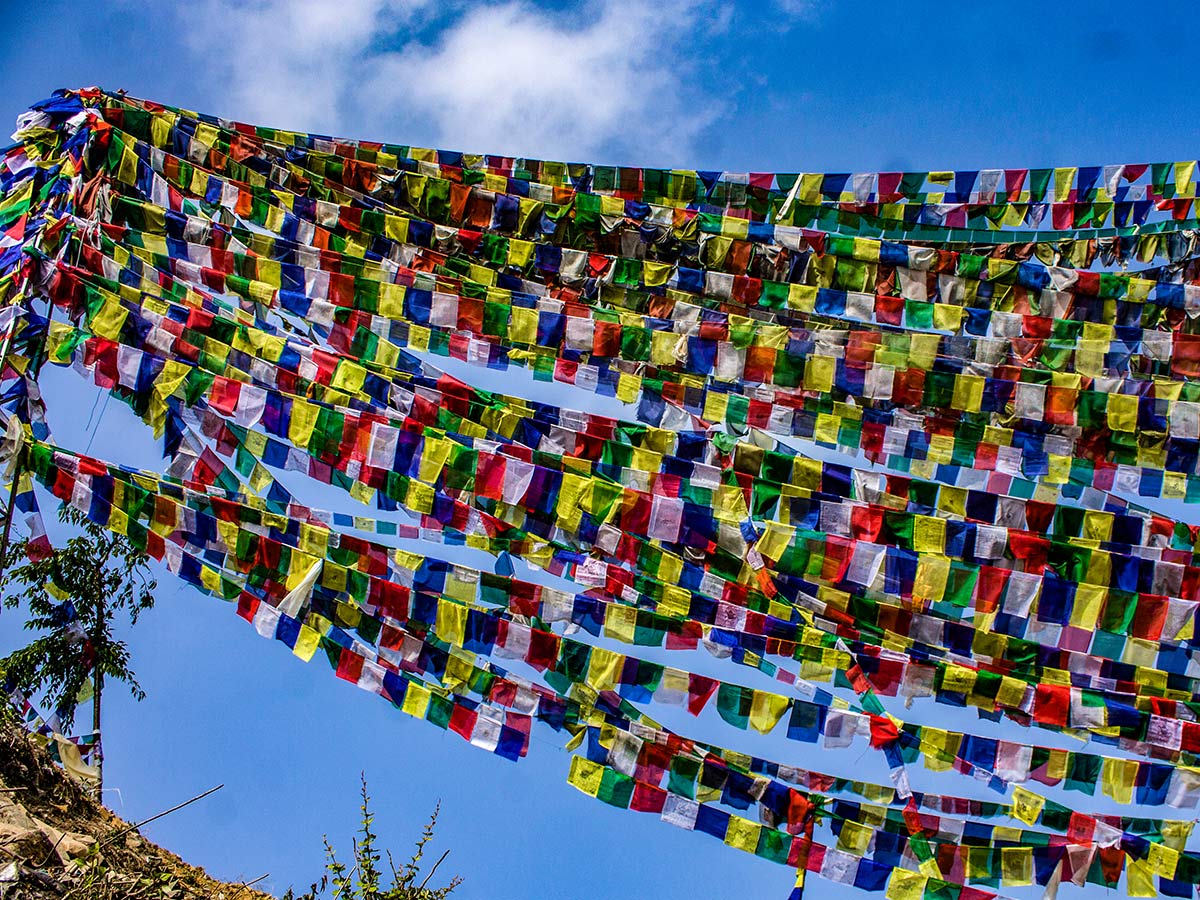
(366, 0), (715, 164)
(178, 0), (427, 134)
(179, 0), (716, 165)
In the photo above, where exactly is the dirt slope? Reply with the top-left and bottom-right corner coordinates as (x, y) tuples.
(0, 720), (271, 899)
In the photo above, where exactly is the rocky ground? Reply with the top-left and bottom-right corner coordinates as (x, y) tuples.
(0, 720), (271, 900)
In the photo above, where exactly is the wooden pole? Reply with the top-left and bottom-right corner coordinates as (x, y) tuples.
(0, 308), (23, 590)
(0, 274), (49, 587)
(92, 592), (104, 797)
(0, 455), (22, 586)
(90, 537), (116, 799)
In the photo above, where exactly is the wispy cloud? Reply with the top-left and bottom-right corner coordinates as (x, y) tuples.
(177, 0), (427, 133)
(774, 0), (818, 18)
(178, 0), (717, 165)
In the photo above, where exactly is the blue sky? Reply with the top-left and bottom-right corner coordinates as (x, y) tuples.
(3, 2), (1200, 898)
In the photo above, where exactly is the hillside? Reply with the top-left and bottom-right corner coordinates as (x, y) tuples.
(0, 720), (271, 899)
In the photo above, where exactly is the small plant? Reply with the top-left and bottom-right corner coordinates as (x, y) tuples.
(284, 775), (461, 900)
(61, 842), (184, 900)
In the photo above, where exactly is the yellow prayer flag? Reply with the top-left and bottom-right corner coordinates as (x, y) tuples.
(1053, 167), (1077, 202)
(723, 816), (761, 854)
(651, 330), (681, 365)
(567, 756), (605, 797)
(1045, 453), (1070, 484)
(330, 360), (367, 394)
(377, 282), (404, 320)
(91, 296), (128, 340)
(643, 260), (672, 287)
(1106, 393), (1138, 433)
(804, 355), (835, 393)
(107, 508), (129, 537)
(748, 691), (790, 734)
(320, 562), (347, 594)
(908, 333), (940, 369)
(586, 647), (623, 692)
(937, 486), (967, 517)
(941, 664), (976, 695)
(702, 391), (728, 423)
(603, 605), (638, 644)
(934, 303), (964, 333)
(1165, 471), (1188, 500)
(657, 585), (691, 620)
(1069, 584), (1105, 630)
(919, 727), (960, 772)
(1176, 160), (1197, 198)
(150, 112), (173, 148)
(401, 681), (431, 719)
(1082, 509), (1113, 543)
(1010, 786), (1044, 825)
(755, 521), (796, 564)
(384, 214), (408, 243)
(288, 399), (319, 448)
(510, 307), (537, 345)
(1101, 757), (1138, 804)
(798, 173), (823, 203)
(913, 516), (946, 553)
(885, 869), (926, 900)
(793, 457), (823, 491)
(1001, 846), (1033, 886)
(507, 239), (533, 268)
(417, 436), (452, 483)
(405, 480), (435, 514)
(616, 373), (641, 403)
(292, 624), (320, 661)
(442, 651), (473, 693)
(1162, 820), (1194, 850)
(657, 553), (683, 586)
(813, 413), (839, 445)
(1150, 841), (1180, 879)
(1126, 856), (1158, 897)
(912, 555), (951, 605)
(297, 523), (328, 557)
(435, 600), (468, 648)
(837, 819), (873, 856)
(444, 570), (477, 604)
(788, 284), (817, 312)
(117, 143), (139, 185)
(346, 479), (374, 507)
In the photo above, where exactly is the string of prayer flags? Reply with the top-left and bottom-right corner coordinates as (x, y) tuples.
(8, 86), (1200, 895)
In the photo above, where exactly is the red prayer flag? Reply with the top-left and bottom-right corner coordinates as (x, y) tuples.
(868, 714), (899, 748)
(1032, 683), (1070, 726)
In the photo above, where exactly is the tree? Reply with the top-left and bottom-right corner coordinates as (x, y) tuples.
(284, 775), (462, 900)
(0, 503), (156, 794)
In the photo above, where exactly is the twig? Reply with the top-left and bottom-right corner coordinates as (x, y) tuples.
(31, 829), (71, 868)
(100, 783), (223, 848)
(228, 872), (269, 899)
(31, 785), (222, 869)
(417, 849), (450, 891)
(330, 862), (360, 900)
